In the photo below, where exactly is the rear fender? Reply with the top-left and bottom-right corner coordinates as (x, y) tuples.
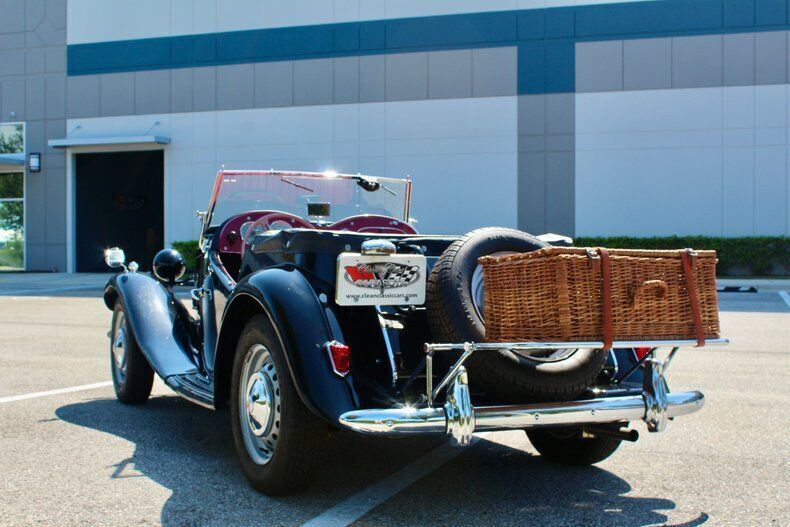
(103, 273), (197, 379)
(215, 267), (356, 423)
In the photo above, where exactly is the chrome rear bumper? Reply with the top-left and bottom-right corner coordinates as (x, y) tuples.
(339, 339), (721, 445)
(338, 386), (704, 441)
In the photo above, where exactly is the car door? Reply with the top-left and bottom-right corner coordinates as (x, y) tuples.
(195, 245), (236, 377)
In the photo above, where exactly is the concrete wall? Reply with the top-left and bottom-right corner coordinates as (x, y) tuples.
(66, 0), (658, 44)
(64, 47), (518, 118)
(574, 32), (790, 236)
(3, 0), (790, 271)
(576, 85), (790, 236)
(67, 96), (519, 243)
(0, 0), (67, 271)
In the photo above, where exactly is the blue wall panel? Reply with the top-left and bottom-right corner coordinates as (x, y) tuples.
(544, 39), (575, 93)
(723, 0), (756, 28)
(545, 8), (575, 38)
(385, 11), (517, 49)
(574, 0), (723, 38)
(334, 24), (360, 53)
(518, 41), (546, 94)
(755, 0), (788, 26)
(518, 10), (545, 40)
(67, 0), (790, 94)
(360, 22), (386, 50)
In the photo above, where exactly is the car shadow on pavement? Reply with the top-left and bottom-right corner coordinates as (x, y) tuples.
(397, 435), (710, 527)
(56, 395), (702, 527)
(56, 395), (445, 526)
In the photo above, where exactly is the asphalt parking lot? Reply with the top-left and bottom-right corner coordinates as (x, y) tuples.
(0, 277), (788, 526)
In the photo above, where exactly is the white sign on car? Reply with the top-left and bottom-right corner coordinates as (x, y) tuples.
(335, 253), (427, 306)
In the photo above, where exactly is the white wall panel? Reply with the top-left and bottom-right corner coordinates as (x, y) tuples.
(754, 146), (787, 234)
(723, 86), (754, 129)
(386, 152), (518, 234)
(168, 163), (195, 242)
(69, 0), (660, 44)
(576, 85), (790, 236)
(576, 88), (723, 134)
(755, 85), (787, 128)
(722, 147), (755, 236)
(576, 148), (723, 236)
(67, 96), (518, 242)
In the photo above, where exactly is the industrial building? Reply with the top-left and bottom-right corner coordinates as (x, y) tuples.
(0, 0), (788, 271)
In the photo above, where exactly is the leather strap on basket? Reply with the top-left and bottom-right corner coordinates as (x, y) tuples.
(597, 248), (613, 350)
(680, 248), (705, 347)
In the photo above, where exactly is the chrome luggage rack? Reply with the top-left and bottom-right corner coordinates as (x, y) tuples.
(339, 338), (728, 446)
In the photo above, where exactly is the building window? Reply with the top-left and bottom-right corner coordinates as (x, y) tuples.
(0, 123), (25, 271)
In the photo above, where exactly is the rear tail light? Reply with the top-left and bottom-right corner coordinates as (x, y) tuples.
(326, 341), (351, 376)
(634, 347), (652, 360)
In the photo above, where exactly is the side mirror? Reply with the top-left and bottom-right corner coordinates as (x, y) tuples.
(104, 247), (126, 269)
(152, 248), (186, 285)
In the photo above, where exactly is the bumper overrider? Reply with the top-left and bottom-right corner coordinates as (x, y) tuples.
(339, 339), (728, 446)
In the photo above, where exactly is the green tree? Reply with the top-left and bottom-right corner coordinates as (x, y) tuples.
(0, 124), (24, 154)
(0, 201), (23, 235)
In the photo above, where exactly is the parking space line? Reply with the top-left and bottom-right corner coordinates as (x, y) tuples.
(0, 381), (113, 404)
(301, 433), (488, 527)
(779, 291), (790, 310)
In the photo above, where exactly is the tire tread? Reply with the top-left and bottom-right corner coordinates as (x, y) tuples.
(527, 429), (621, 465)
(230, 315), (326, 495)
(111, 302), (154, 405)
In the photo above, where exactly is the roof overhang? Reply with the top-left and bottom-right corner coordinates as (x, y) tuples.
(47, 135), (171, 149)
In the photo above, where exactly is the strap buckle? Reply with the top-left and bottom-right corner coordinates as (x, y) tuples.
(586, 248), (601, 273)
(684, 248), (698, 269)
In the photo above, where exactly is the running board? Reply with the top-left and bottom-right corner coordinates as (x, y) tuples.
(166, 372), (215, 409)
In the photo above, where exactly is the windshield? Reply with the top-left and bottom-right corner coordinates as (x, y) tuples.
(206, 171), (411, 228)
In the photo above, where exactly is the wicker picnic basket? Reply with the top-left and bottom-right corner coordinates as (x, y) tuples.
(478, 247), (720, 347)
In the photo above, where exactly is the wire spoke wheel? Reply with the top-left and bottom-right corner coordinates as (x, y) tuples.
(238, 344), (282, 466)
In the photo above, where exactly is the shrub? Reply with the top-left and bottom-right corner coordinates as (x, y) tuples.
(172, 240), (200, 273)
(171, 236), (790, 277)
(575, 236), (789, 277)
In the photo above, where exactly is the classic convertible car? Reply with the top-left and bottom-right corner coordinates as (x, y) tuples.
(103, 170), (726, 495)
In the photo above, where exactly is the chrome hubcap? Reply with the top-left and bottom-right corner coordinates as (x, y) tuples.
(239, 344), (281, 465)
(246, 372), (274, 437)
(111, 312), (128, 382)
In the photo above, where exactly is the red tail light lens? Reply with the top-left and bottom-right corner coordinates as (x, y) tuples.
(327, 342), (351, 376)
(634, 347), (652, 360)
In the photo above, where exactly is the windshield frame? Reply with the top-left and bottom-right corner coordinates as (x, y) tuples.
(200, 170), (412, 243)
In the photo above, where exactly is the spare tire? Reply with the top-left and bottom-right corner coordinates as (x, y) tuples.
(426, 228), (608, 401)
